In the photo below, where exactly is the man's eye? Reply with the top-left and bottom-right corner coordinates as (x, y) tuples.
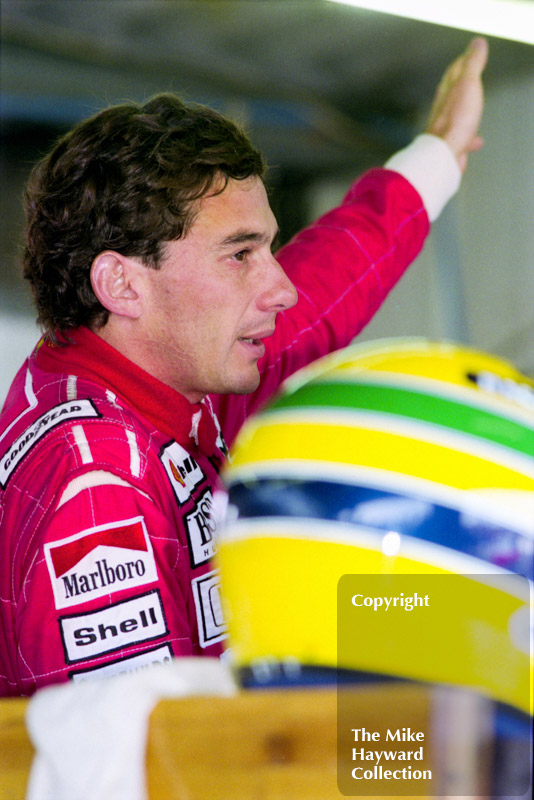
(233, 249), (249, 262)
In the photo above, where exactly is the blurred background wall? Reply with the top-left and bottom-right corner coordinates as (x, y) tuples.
(1, 0), (533, 406)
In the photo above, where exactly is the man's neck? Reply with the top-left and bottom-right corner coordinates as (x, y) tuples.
(92, 319), (203, 404)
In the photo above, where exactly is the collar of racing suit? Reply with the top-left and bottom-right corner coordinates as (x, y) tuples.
(33, 326), (220, 458)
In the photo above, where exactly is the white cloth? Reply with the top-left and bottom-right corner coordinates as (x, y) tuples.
(25, 658), (237, 800)
(386, 133), (462, 221)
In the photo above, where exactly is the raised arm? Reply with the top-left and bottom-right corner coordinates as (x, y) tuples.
(425, 37), (488, 172)
(214, 40), (489, 443)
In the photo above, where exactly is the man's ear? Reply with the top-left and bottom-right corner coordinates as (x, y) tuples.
(90, 251), (143, 319)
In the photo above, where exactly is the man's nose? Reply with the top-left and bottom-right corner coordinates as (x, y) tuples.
(257, 255), (298, 312)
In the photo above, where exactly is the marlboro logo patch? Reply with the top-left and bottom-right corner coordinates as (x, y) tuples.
(44, 517), (159, 609)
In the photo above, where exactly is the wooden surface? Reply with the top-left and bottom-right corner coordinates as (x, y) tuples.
(0, 697), (33, 800)
(147, 687), (341, 800)
(146, 684), (439, 800)
(0, 684), (492, 800)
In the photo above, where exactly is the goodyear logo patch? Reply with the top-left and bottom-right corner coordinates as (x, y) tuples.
(0, 399), (99, 488)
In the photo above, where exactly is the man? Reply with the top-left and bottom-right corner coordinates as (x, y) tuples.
(0, 39), (487, 695)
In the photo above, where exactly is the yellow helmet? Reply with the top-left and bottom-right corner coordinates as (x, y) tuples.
(218, 339), (533, 717)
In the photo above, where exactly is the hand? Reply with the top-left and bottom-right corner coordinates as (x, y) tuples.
(425, 37), (489, 172)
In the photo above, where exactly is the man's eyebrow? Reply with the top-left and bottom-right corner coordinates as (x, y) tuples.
(218, 229), (280, 248)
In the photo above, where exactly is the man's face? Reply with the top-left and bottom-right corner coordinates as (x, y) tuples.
(138, 175), (297, 402)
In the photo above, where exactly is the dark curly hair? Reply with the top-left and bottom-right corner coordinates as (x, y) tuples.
(23, 94), (266, 342)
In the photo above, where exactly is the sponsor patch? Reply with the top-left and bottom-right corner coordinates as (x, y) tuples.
(69, 643), (174, 683)
(191, 569), (227, 648)
(59, 589), (168, 663)
(0, 399), (99, 488)
(160, 441), (205, 505)
(185, 488), (217, 568)
(44, 517), (159, 609)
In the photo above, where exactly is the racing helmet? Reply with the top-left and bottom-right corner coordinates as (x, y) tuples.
(217, 338), (533, 717)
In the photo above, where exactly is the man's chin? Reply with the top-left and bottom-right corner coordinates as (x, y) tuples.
(223, 368), (261, 396)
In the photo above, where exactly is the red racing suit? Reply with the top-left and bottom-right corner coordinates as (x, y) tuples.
(0, 168), (429, 695)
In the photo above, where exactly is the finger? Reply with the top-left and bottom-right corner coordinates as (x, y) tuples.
(430, 58), (462, 110)
(468, 135), (485, 153)
(436, 55), (463, 93)
(462, 37), (489, 78)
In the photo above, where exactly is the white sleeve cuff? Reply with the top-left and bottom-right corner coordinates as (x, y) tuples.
(385, 133), (461, 222)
